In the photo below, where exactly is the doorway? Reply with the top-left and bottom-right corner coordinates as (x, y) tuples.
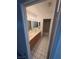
(20, 0), (60, 59)
(43, 19), (51, 36)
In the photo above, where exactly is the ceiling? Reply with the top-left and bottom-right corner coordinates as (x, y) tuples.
(26, 0), (56, 21)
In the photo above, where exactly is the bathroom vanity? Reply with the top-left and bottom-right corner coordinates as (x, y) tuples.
(27, 21), (41, 49)
(29, 28), (41, 49)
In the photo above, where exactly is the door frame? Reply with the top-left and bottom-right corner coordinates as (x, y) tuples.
(47, 0), (61, 59)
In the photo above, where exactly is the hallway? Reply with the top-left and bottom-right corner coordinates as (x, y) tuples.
(31, 35), (49, 59)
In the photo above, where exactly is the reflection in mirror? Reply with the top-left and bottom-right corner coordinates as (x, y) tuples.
(27, 21), (41, 31)
(32, 21), (38, 28)
(28, 21), (31, 31)
(38, 22), (40, 28)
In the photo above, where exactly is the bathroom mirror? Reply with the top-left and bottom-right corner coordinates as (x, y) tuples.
(32, 21), (41, 29)
(27, 20), (41, 31)
(32, 21), (38, 28)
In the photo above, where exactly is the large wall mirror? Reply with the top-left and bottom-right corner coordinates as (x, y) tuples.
(27, 20), (41, 31)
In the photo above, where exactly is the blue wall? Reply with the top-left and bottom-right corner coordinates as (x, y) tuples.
(17, 0), (28, 59)
(50, 12), (61, 59)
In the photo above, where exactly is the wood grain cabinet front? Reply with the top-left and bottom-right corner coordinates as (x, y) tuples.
(30, 32), (41, 50)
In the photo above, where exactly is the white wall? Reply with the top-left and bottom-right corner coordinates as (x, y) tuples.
(26, 10), (41, 22)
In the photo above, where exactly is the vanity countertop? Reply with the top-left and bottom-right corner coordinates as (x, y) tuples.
(28, 28), (41, 42)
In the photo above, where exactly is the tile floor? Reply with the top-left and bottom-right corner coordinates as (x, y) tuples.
(31, 35), (49, 59)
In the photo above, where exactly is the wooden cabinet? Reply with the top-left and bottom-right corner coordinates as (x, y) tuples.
(30, 32), (41, 50)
